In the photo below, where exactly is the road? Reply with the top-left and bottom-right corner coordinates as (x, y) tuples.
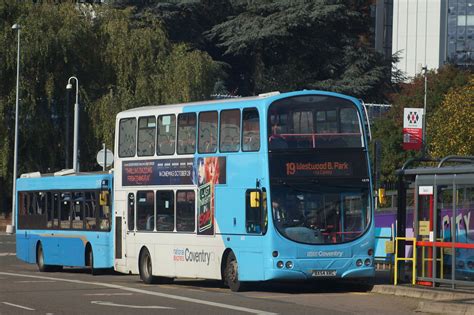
(0, 234), (422, 315)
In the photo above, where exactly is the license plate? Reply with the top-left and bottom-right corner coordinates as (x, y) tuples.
(311, 270), (337, 277)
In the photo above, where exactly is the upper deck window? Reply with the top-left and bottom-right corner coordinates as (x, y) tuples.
(177, 113), (197, 154)
(157, 115), (176, 155)
(220, 109), (240, 152)
(198, 111), (218, 154)
(268, 95), (363, 150)
(242, 108), (260, 152)
(119, 118), (137, 157)
(137, 116), (156, 157)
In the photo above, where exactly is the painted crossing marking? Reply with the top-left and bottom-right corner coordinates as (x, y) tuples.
(0, 272), (278, 315)
(91, 301), (173, 309)
(16, 280), (56, 283)
(85, 293), (133, 296)
(0, 253), (16, 257)
(2, 302), (35, 311)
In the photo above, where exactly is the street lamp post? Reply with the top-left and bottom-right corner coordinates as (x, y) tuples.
(422, 65), (428, 156)
(7, 23), (21, 234)
(66, 77), (80, 172)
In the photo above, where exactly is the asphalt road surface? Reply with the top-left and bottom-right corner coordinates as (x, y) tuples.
(0, 234), (422, 315)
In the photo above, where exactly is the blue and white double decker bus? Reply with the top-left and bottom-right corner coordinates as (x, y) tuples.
(15, 172), (114, 273)
(113, 90), (374, 291)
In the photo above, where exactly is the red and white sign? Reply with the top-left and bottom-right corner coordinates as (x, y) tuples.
(403, 108), (424, 151)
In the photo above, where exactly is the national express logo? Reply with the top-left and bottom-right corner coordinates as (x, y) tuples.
(407, 111), (420, 124)
(173, 248), (214, 266)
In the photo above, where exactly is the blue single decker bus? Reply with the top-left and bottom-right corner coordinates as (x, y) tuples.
(15, 172), (113, 273)
(113, 90), (375, 291)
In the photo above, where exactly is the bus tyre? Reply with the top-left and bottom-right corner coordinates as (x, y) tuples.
(224, 252), (247, 292)
(87, 248), (98, 276)
(37, 243), (53, 272)
(139, 248), (157, 284)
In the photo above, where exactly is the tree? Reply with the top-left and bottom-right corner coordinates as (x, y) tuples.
(0, 2), (224, 214)
(371, 65), (472, 186)
(429, 77), (474, 157)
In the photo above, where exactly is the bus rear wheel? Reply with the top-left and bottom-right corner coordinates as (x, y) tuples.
(139, 248), (157, 284)
(224, 252), (247, 292)
(87, 247), (98, 275)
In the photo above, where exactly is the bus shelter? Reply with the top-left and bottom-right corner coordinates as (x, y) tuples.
(396, 156), (474, 288)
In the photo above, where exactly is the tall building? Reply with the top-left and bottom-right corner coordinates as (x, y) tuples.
(376, 0), (474, 79)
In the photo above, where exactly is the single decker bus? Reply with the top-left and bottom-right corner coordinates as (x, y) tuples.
(15, 171), (114, 273)
(114, 90), (375, 291)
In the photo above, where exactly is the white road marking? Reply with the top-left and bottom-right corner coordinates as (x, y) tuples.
(2, 301), (35, 311)
(85, 293), (133, 296)
(0, 272), (278, 315)
(16, 280), (56, 283)
(91, 300), (173, 309)
(0, 253), (16, 257)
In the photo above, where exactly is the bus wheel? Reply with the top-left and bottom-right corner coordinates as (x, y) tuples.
(37, 243), (53, 272)
(139, 248), (157, 284)
(224, 252), (247, 292)
(87, 247), (98, 276)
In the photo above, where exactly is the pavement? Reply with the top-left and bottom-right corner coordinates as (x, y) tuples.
(373, 269), (474, 315)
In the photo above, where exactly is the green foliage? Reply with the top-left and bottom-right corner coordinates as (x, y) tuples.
(429, 77), (474, 157)
(0, 2), (223, 212)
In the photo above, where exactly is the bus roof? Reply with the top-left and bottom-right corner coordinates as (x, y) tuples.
(16, 172), (112, 191)
(116, 90), (361, 118)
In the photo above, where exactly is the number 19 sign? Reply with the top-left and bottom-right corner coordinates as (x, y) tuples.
(403, 108), (424, 151)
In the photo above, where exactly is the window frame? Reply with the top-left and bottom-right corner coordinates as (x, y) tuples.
(198, 111), (218, 154)
(242, 107), (260, 152)
(177, 113), (197, 155)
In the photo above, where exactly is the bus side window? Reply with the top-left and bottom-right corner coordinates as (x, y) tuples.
(127, 193), (135, 231)
(198, 111), (218, 154)
(219, 109), (240, 152)
(137, 191), (154, 231)
(242, 108), (260, 152)
(176, 190), (195, 232)
(119, 118), (137, 158)
(156, 190), (174, 232)
(137, 116), (156, 157)
(177, 113), (196, 154)
(157, 114), (176, 155)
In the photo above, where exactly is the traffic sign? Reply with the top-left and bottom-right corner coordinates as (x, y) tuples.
(97, 148), (114, 168)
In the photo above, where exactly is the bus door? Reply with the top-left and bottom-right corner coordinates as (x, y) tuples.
(114, 193), (135, 272)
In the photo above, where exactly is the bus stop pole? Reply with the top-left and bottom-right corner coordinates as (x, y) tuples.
(396, 171), (407, 281)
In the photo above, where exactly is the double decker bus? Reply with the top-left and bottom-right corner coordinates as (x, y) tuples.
(113, 90), (374, 291)
(15, 172), (113, 273)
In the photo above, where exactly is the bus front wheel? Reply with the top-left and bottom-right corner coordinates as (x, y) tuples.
(224, 251), (247, 292)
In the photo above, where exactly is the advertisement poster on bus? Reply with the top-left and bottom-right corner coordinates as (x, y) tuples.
(403, 108), (424, 151)
(194, 157), (226, 235)
(122, 158), (193, 186)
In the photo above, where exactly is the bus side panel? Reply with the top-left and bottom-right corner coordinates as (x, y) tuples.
(16, 232), (30, 263)
(90, 236), (114, 269)
(58, 237), (86, 267)
(236, 250), (264, 281)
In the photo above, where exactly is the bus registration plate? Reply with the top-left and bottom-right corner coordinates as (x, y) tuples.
(311, 270), (337, 277)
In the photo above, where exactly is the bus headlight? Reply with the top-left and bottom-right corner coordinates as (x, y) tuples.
(356, 259), (363, 267)
(364, 258), (371, 266)
(458, 261), (465, 269)
(285, 261), (293, 269)
(277, 261), (284, 269)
